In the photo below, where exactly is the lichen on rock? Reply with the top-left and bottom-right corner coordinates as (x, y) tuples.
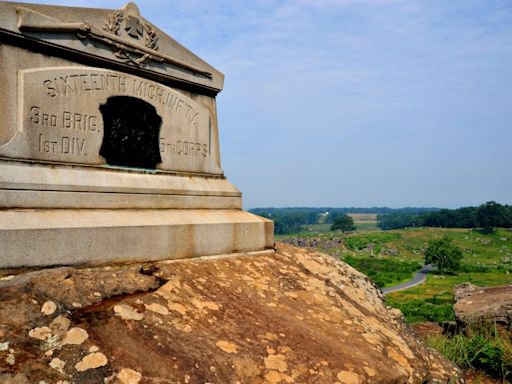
(0, 244), (464, 383)
(61, 327), (89, 345)
(74, 352), (108, 372)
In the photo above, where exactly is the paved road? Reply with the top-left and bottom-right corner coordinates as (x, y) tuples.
(382, 264), (434, 294)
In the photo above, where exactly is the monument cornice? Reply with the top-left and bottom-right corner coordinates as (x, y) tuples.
(0, 1), (224, 97)
(0, 27), (222, 97)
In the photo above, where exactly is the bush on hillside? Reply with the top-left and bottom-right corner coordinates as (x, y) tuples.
(330, 214), (356, 232)
(386, 296), (455, 323)
(343, 256), (421, 288)
(424, 237), (463, 273)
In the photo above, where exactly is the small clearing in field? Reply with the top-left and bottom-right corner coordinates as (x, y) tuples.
(347, 213), (378, 222)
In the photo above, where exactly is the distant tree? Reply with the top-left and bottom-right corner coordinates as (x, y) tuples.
(424, 237), (463, 273)
(325, 212), (343, 224)
(330, 214), (356, 232)
(306, 211), (319, 225)
(377, 213), (423, 230)
(378, 202), (512, 231)
(476, 201), (511, 231)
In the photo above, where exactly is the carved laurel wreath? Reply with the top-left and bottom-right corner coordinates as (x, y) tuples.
(103, 11), (159, 67)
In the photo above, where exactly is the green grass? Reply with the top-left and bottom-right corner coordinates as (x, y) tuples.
(388, 228), (512, 266)
(279, 226), (512, 322)
(353, 221), (379, 231)
(386, 271), (512, 323)
(345, 232), (401, 251)
(279, 225), (512, 380)
(386, 295), (455, 323)
(349, 213), (379, 231)
(296, 221), (378, 234)
(343, 255), (421, 288)
(388, 271), (512, 301)
(355, 222), (379, 232)
(425, 323), (512, 380)
(279, 212), (379, 237)
(299, 223), (332, 233)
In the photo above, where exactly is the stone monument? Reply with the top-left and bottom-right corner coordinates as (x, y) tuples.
(0, 1), (273, 267)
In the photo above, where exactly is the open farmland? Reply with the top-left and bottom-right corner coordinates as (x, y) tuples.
(347, 213), (378, 231)
(279, 227), (512, 323)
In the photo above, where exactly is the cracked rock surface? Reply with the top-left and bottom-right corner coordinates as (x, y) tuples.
(0, 243), (463, 383)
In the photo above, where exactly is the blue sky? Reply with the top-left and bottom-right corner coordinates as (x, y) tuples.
(11, 0), (512, 208)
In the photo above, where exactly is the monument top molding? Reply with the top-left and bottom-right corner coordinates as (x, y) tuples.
(0, 1), (224, 95)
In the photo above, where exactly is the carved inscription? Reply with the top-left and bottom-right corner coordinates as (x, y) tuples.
(30, 107), (99, 132)
(42, 73), (200, 128)
(63, 111), (98, 132)
(159, 139), (208, 157)
(9, 67), (222, 174)
(38, 134), (87, 156)
(44, 74), (127, 97)
(28, 106), (98, 158)
(132, 80), (199, 126)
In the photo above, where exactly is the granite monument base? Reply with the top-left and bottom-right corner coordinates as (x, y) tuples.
(0, 160), (274, 268)
(0, 208), (273, 268)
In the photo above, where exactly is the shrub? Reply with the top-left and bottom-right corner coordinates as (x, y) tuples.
(425, 237), (463, 273)
(386, 297), (455, 323)
(330, 214), (355, 232)
(459, 264), (492, 273)
(345, 232), (401, 250)
(343, 256), (421, 288)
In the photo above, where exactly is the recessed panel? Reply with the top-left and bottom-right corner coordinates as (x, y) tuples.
(0, 67), (222, 175)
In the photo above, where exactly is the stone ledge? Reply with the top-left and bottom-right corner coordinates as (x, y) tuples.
(0, 160), (239, 196)
(0, 209), (274, 268)
(0, 189), (242, 209)
(0, 161), (242, 209)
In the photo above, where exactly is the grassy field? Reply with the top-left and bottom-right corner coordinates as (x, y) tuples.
(382, 228), (512, 323)
(281, 226), (512, 382)
(426, 323), (512, 381)
(299, 223), (332, 233)
(283, 212), (379, 236)
(337, 227), (512, 268)
(279, 226), (512, 379)
(279, 227), (512, 322)
(348, 213), (379, 231)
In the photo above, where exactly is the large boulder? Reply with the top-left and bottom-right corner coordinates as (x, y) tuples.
(0, 243), (463, 383)
(454, 282), (512, 327)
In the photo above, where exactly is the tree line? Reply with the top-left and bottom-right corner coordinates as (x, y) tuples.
(249, 207), (439, 235)
(377, 201), (512, 230)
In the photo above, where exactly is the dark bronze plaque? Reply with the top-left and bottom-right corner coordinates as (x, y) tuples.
(100, 96), (162, 169)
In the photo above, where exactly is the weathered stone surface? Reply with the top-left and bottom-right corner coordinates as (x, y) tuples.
(0, 209), (273, 268)
(0, 162), (242, 209)
(454, 282), (512, 327)
(0, 245), (463, 383)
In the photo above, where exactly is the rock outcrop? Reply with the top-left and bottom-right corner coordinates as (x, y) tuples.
(0, 243), (463, 383)
(454, 282), (512, 327)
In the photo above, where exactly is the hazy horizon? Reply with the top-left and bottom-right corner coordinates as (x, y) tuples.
(10, 0), (512, 208)
(246, 202), (509, 210)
